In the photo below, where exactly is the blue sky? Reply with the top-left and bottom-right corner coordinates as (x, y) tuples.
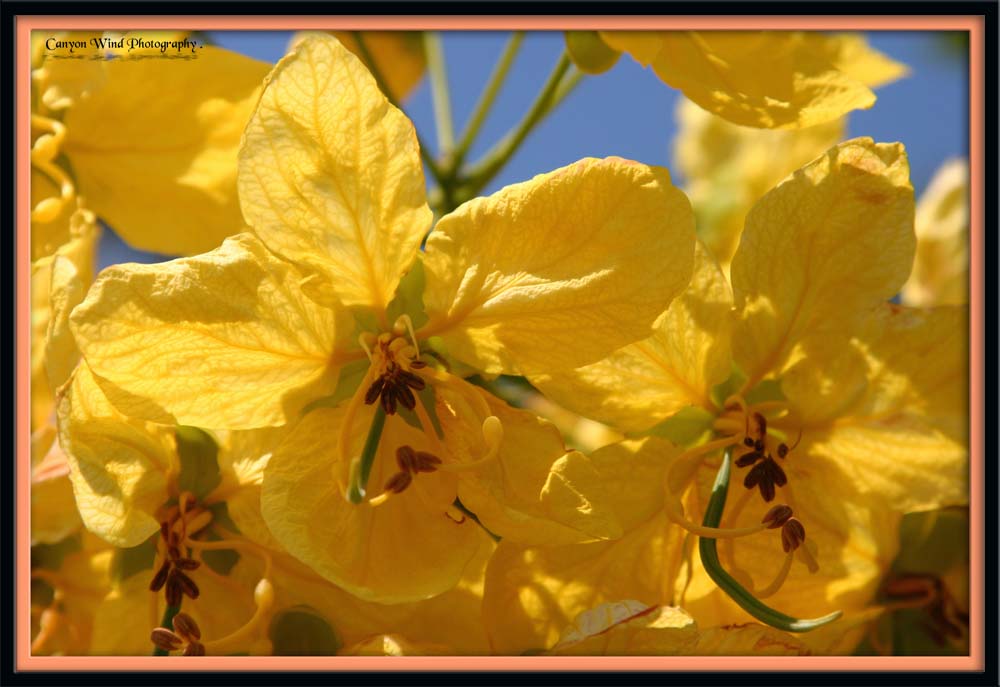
(98, 30), (969, 267)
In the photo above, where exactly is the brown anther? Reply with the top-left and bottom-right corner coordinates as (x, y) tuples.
(767, 459), (788, 487)
(172, 612), (201, 642)
(396, 383), (417, 411)
(735, 450), (763, 468)
(412, 451), (442, 473)
(761, 504), (794, 529)
(781, 518), (806, 552)
(150, 627), (184, 652)
(175, 570), (200, 600)
(174, 557), (201, 571)
(380, 386), (398, 415)
(183, 641), (207, 656)
(168, 545), (181, 561)
(743, 436), (755, 448)
(384, 471), (413, 494)
(777, 443), (789, 459)
(753, 438), (766, 452)
(364, 376), (386, 405)
(165, 574), (183, 607)
(398, 369), (426, 391)
(160, 520), (171, 540)
(409, 359), (427, 369)
(149, 559), (171, 592)
(754, 412), (767, 437)
(396, 445), (417, 473)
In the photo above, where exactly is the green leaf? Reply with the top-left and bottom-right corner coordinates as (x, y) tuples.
(111, 533), (158, 583)
(269, 606), (342, 656)
(175, 426), (221, 500)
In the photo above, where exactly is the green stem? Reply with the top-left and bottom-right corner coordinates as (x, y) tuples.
(450, 31), (525, 173)
(424, 32), (455, 158)
(460, 51), (574, 198)
(351, 31), (446, 187)
(152, 603), (181, 656)
(347, 406), (388, 504)
(698, 447), (842, 633)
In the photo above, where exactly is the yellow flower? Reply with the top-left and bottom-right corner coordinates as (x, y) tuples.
(31, 31), (269, 255)
(529, 137), (967, 641)
(596, 31), (907, 129)
(901, 158), (969, 307)
(69, 34), (697, 603)
(672, 98), (844, 273)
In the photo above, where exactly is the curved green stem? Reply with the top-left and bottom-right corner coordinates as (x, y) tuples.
(460, 51), (574, 198)
(698, 447), (842, 633)
(346, 406), (387, 504)
(424, 32), (455, 159)
(351, 31), (446, 187)
(450, 31), (525, 173)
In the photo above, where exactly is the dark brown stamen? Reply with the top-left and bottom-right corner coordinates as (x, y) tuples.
(777, 443), (789, 459)
(743, 436), (756, 448)
(380, 386), (398, 415)
(165, 573), (183, 607)
(409, 359), (427, 369)
(735, 450), (763, 468)
(413, 451), (442, 473)
(149, 559), (171, 592)
(781, 518), (806, 552)
(762, 504), (794, 529)
(385, 471), (413, 494)
(396, 445), (417, 473)
(754, 412), (767, 438)
(183, 641), (206, 656)
(396, 384), (417, 411)
(168, 545), (181, 561)
(753, 438), (766, 452)
(150, 627), (184, 652)
(397, 369), (426, 390)
(172, 570), (200, 600)
(172, 612), (201, 642)
(364, 376), (386, 405)
(174, 557), (201, 571)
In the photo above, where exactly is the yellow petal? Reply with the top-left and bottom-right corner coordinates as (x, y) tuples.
(602, 31), (877, 129)
(340, 634), (455, 656)
(481, 438), (684, 655)
(530, 241), (732, 433)
(421, 157), (696, 375)
(32, 33), (107, 111)
(239, 33), (431, 312)
(731, 138), (915, 384)
(330, 31), (426, 101)
(31, 435), (82, 545)
(783, 304), (968, 512)
(548, 602), (698, 655)
(261, 405), (482, 603)
(673, 98), (844, 271)
(63, 47), (269, 255)
(678, 453), (899, 637)
(56, 364), (173, 547)
(807, 33), (910, 89)
(438, 386), (622, 545)
(70, 233), (340, 429)
(902, 158), (969, 306)
(692, 623), (812, 655)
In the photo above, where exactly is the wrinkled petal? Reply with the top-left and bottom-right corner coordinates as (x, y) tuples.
(673, 98), (844, 271)
(261, 404), (481, 603)
(438, 385), (622, 546)
(421, 156), (695, 375)
(57, 364), (173, 547)
(31, 434), (82, 545)
(601, 31), (881, 129)
(548, 602), (698, 655)
(316, 31), (426, 101)
(70, 233), (340, 430)
(64, 47), (269, 255)
(731, 138), (915, 383)
(239, 33), (431, 311)
(902, 158), (969, 307)
(806, 32), (910, 89)
(530, 242), (732, 433)
(783, 304), (968, 512)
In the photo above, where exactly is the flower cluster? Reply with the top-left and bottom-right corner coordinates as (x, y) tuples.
(29, 31), (968, 658)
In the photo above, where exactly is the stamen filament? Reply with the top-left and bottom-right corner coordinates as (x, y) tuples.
(335, 365), (379, 490)
(411, 395), (446, 456)
(202, 578), (275, 656)
(755, 552), (795, 598)
(436, 416), (503, 473)
(346, 406), (387, 504)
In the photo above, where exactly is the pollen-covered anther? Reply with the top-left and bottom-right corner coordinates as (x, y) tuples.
(761, 504), (794, 529)
(364, 358), (427, 416)
(781, 518), (806, 553)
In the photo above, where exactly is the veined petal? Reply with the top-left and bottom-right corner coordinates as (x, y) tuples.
(902, 158), (969, 307)
(783, 304), (968, 512)
(331, 31), (426, 101)
(601, 31), (878, 129)
(731, 138), (915, 384)
(63, 47), (270, 255)
(421, 157), (696, 375)
(548, 602), (698, 655)
(70, 233), (340, 430)
(57, 364), (173, 547)
(439, 386), (622, 546)
(530, 242), (733, 433)
(481, 438), (684, 655)
(31, 434), (82, 545)
(673, 98), (844, 271)
(239, 33), (431, 311)
(261, 405), (481, 603)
